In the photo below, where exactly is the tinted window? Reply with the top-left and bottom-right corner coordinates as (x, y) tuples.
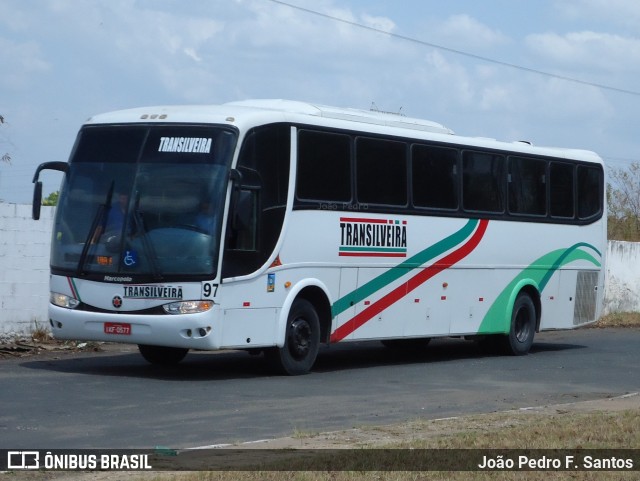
(297, 130), (351, 202)
(509, 156), (547, 216)
(550, 162), (574, 218)
(412, 145), (458, 210)
(577, 165), (602, 219)
(223, 124), (290, 277)
(71, 127), (146, 164)
(356, 137), (407, 206)
(462, 151), (505, 212)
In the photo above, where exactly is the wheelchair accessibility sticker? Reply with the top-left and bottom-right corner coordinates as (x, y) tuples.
(123, 250), (138, 267)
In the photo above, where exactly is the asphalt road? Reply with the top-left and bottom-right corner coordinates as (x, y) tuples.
(1, 328), (638, 449)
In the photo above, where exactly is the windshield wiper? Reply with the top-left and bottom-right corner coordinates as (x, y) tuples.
(77, 182), (114, 275)
(131, 191), (163, 281)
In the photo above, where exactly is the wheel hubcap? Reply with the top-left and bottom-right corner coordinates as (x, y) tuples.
(515, 308), (531, 343)
(288, 318), (311, 360)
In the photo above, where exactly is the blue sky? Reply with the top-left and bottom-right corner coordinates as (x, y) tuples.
(1, 0), (639, 202)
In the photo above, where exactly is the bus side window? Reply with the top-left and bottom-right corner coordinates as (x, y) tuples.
(508, 156), (547, 216)
(577, 165), (602, 219)
(411, 144), (458, 210)
(222, 124), (290, 278)
(462, 151), (505, 213)
(227, 188), (258, 251)
(550, 162), (575, 218)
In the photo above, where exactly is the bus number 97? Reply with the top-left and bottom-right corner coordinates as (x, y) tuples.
(202, 283), (218, 298)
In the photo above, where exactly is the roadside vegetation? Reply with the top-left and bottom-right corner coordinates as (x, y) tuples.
(128, 407), (639, 481)
(595, 312), (640, 328)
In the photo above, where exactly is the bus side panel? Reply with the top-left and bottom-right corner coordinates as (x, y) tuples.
(349, 267), (409, 340)
(220, 307), (279, 349)
(402, 274), (451, 338)
(448, 268), (500, 336)
(334, 268), (358, 341)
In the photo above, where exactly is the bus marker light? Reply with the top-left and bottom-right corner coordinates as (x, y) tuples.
(441, 296), (447, 301)
(97, 256), (112, 266)
(284, 281), (292, 289)
(243, 302), (251, 307)
(270, 255), (282, 267)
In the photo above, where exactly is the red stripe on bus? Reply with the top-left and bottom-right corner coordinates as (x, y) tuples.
(67, 277), (78, 299)
(330, 219), (489, 343)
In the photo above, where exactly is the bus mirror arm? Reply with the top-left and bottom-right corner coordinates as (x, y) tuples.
(229, 169), (243, 230)
(32, 161), (68, 221)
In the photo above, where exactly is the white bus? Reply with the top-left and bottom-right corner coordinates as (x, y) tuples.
(32, 99), (606, 375)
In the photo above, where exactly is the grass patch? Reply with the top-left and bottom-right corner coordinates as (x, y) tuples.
(133, 409), (638, 481)
(593, 312), (640, 328)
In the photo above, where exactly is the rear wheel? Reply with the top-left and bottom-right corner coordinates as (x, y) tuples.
(138, 344), (189, 366)
(501, 292), (536, 355)
(267, 299), (320, 375)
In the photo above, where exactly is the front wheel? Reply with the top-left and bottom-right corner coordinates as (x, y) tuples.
(138, 344), (189, 366)
(501, 293), (536, 355)
(267, 299), (320, 375)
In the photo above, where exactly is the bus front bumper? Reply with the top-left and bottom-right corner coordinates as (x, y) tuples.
(48, 304), (222, 350)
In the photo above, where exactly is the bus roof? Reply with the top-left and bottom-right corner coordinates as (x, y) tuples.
(84, 99), (602, 164)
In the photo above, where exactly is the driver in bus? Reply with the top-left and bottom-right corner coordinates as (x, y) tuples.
(92, 192), (129, 242)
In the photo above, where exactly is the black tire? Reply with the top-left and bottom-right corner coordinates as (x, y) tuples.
(267, 299), (320, 375)
(138, 344), (189, 366)
(501, 292), (536, 355)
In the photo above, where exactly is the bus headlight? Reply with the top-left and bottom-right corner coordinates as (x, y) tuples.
(163, 300), (214, 315)
(50, 292), (80, 309)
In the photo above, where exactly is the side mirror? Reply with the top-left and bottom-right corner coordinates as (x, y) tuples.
(32, 161), (68, 221)
(228, 168), (260, 231)
(32, 181), (43, 220)
(232, 189), (256, 231)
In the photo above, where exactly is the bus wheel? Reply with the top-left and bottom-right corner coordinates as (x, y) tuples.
(267, 299), (320, 375)
(501, 293), (536, 356)
(138, 344), (189, 366)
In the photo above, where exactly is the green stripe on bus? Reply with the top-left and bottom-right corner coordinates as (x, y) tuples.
(479, 243), (601, 334)
(332, 218), (479, 317)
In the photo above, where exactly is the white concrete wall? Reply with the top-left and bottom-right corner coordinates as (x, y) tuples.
(603, 240), (640, 315)
(0, 203), (55, 337)
(0, 203), (638, 336)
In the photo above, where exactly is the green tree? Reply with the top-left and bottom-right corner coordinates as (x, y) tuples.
(607, 162), (640, 241)
(42, 191), (59, 206)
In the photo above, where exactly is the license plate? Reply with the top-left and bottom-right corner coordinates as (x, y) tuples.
(104, 322), (131, 335)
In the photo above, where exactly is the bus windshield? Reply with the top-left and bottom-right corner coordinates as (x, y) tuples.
(51, 125), (237, 281)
